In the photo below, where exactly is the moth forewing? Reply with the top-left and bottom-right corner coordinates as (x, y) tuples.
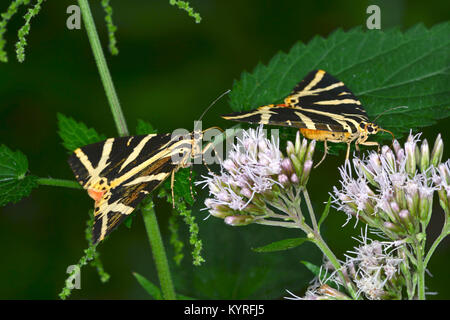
(69, 127), (224, 244)
(223, 69), (391, 165)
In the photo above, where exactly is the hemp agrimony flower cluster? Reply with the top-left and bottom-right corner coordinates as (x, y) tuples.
(200, 127), (448, 300)
(331, 133), (446, 237)
(287, 228), (405, 300)
(198, 125), (315, 228)
(324, 132), (448, 299)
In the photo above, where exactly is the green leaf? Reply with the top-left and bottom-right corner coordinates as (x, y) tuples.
(318, 196), (332, 232)
(135, 119), (157, 135)
(230, 22), (450, 139)
(133, 272), (196, 300)
(252, 237), (308, 253)
(57, 113), (107, 152)
(133, 272), (162, 300)
(0, 144), (38, 206)
(300, 260), (322, 277)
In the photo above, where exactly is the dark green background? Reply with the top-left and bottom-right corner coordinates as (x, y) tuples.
(0, 0), (448, 299)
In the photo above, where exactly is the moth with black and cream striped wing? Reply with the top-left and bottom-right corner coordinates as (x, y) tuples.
(68, 130), (216, 244)
(223, 70), (394, 166)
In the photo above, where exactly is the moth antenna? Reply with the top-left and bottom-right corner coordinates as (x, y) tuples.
(198, 89), (231, 122)
(372, 105), (408, 123)
(379, 128), (396, 147)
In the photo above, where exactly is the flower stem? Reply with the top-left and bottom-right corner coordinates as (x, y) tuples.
(309, 231), (358, 300)
(413, 230), (426, 300)
(302, 189), (318, 231)
(142, 201), (176, 300)
(37, 177), (82, 189)
(77, 0), (128, 137)
(424, 216), (449, 268)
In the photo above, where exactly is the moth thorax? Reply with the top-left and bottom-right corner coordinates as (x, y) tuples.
(190, 130), (203, 158)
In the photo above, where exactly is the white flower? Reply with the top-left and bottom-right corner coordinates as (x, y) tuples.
(331, 132), (440, 233)
(197, 125), (282, 212)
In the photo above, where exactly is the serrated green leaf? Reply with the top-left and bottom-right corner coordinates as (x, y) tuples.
(230, 22), (450, 140)
(57, 113), (107, 152)
(135, 119), (157, 135)
(252, 237), (308, 253)
(318, 196), (332, 232)
(0, 145), (38, 206)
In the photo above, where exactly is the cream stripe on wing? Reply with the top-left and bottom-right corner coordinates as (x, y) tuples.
(90, 138), (114, 181)
(293, 81), (345, 98)
(74, 148), (95, 176)
(109, 139), (187, 188)
(303, 70), (326, 92)
(294, 111), (316, 130)
(123, 172), (170, 186)
(314, 99), (361, 105)
(119, 134), (155, 172)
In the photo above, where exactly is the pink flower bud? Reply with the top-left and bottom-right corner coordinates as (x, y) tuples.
(278, 174), (290, 186)
(240, 187), (253, 199)
(281, 158), (294, 175)
(224, 215), (254, 226)
(290, 173), (299, 184)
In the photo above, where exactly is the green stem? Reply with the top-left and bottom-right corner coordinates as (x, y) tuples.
(414, 231), (426, 300)
(37, 177), (82, 189)
(424, 216), (449, 268)
(77, 0), (128, 137)
(256, 219), (300, 228)
(142, 201), (176, 300)
(309, 231), (358, 300)
(302, 189), (318, 231)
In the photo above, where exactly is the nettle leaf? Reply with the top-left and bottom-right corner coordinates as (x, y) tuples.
(57, 113), (107, 152)
(0, 145), (38, 206)
(230, 22), (450, 139)
(252, 237), (309, 253)
(135, 119), (157, 135)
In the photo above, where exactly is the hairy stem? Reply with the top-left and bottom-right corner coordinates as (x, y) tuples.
(142, 201), (176, 300)
(77, 0), (128, 136)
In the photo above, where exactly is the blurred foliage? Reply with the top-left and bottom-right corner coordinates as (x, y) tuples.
(0, 0), (448, 299)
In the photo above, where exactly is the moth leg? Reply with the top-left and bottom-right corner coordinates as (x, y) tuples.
(200, 142), (216, 174)
(355, 142), (361, 158)
(345, 142), (351, 160)
(360, 140), (380, 153)
(314, 140), (328, 168)
(170, 169), (176, 209)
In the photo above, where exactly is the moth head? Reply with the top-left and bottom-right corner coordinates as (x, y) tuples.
(359, 121), (395, 143)
(359, 121), (379, 135)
